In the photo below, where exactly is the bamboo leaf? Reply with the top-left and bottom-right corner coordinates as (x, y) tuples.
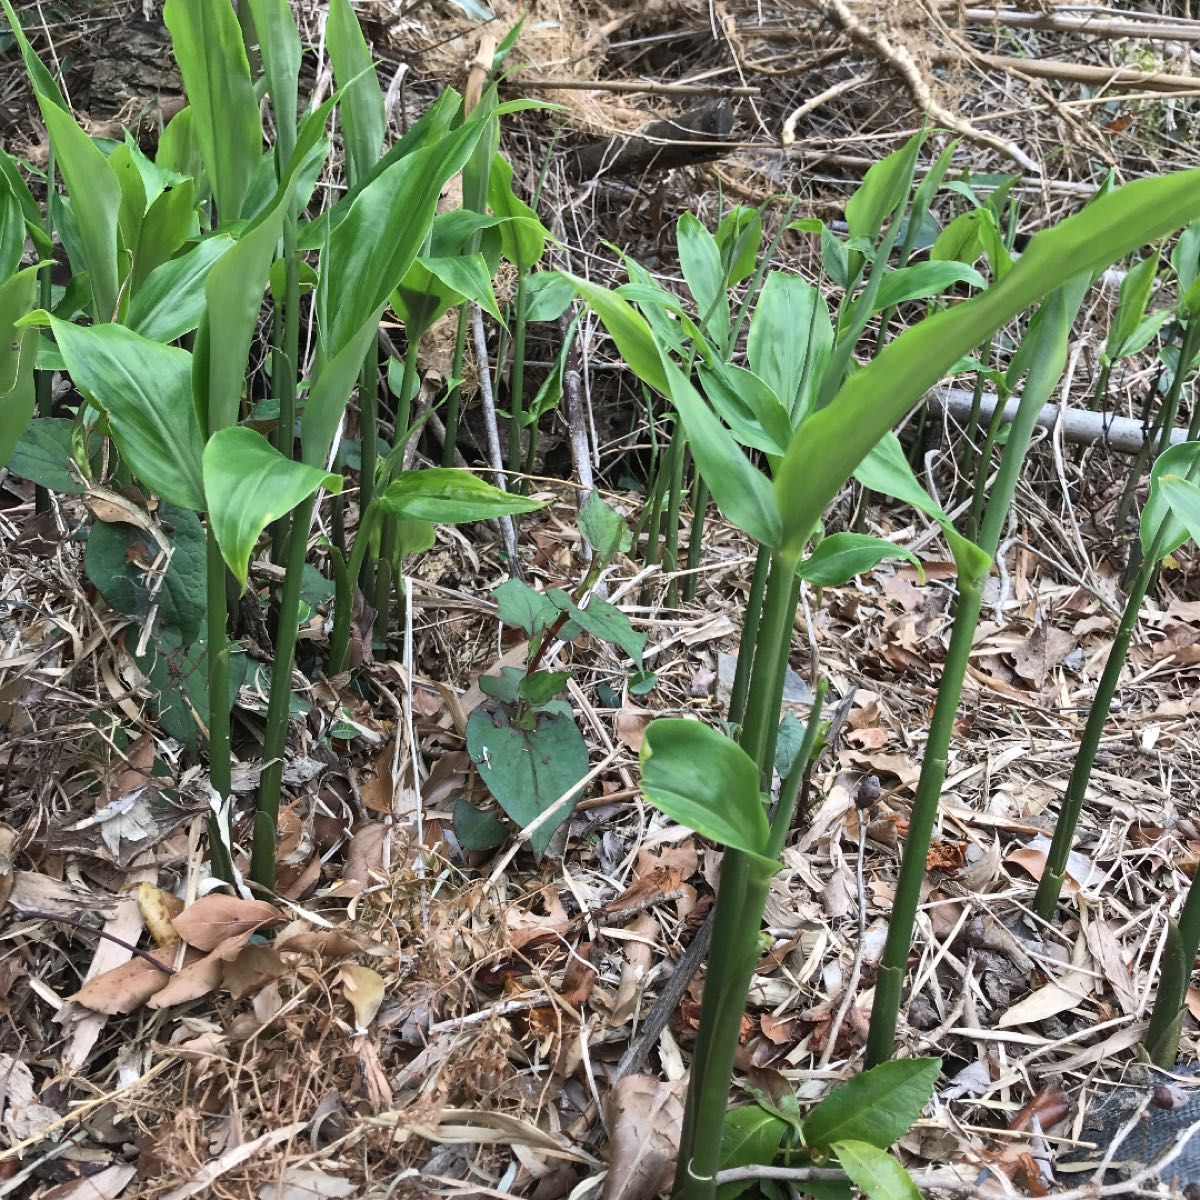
(0, 267), (39, 470)
(831, 1141), (921, 1200)
(327, 0), (386, 184)
(797, 533), (920, 586)
(378, 468), (546, 523)
(801, 1059), (940, 1152)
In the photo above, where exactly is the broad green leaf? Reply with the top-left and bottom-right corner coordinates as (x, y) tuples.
(37, 102), (121, 321)
(659, 352), (782, 548)
(869, 260), (986, 311)
(677, 211), (729, 336)
(0, 267), (39, 469)
(562, 273), (668, 394)
(466, 704), (588, 857)
(696, 359), (791, 457)
(163, 0), (261, 224)
(379, 468), (546, 523)
(747, 273), (832, 427)
(845, 133), (923, 244)
(1157, 473), (1200, 561)
(578, 491), (633, 564)
(801, 1059), (940, 1152)
(1140, 440), (1200, 558)
(49, 317), (205, 510)
(203, 426), (342, 587)
(6, 417), (87, 492)
(479, 666), (524, 705)
(831, 1141), (920, 1200)
(715, 205), (762, 288)
(302, 317), (379, 468)
(931, 207), (1012, 280)
(488, 154), (546, 268)
(639, 718), (771, 858)
(1172, 219), (1200, 300)
(774, 164), (1200, 566)
(126, 234), (234, 344)
(718, 1105), (788, 1200)
(494, 578), (558, 635)
(547, 588), (646, 668)
(454, 797), (509, 851)
(247, 0), (302, 160)
(524, 271), (575, 323)
(132, 176), (198, 290)
(0, 177), (25, 278)
(518, 670), (571, 706)
(797, 533), (920, 586)
(327, 0), (386, 184)
(420, 253), (503, 321)
(1105, 247), (1161, 363)
(156, 107), (204, 184)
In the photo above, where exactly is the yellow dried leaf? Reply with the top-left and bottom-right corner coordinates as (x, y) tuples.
(339, 963), (385, 1031)
(137, 883), (183, 946)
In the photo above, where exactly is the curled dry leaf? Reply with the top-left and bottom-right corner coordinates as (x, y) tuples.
(70, 945), (187, 1014)
(602, 1074), (686, 1200)
(171, 895), (285, 950)
(276, 926), (364, 960)
(137, 882), (183, 946)
(339, 963), (385, 1030)
(615, 708), (653, 753)
(147, 931), (257, 1009)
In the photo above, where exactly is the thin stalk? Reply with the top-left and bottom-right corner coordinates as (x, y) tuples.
(507, 268), (529, 479)
(957, 340), (993, 513)
(966, 387), (1012, 543)
(357, 340), (379, 588)
(1088, 358), (1112, 413)
(205, 526), (234, 884)
(251, 493), (315, 889)
(328, 500), (381, 676)
(1032, 469), (1199, 919)
(727, 544), (770, 730)
(1145, 871), (1200, 1066)
(662, 436), (688, 607)
(867, 288), (1080, 1067)
(682, 477), (709, 603)
(759, 574), (803, 784)
(442, 307), (470, 467)
(34, 146), (55, 515)
(271, 227), (301, 563)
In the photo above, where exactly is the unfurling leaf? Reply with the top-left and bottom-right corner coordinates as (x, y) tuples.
(379, 468), (545, 523)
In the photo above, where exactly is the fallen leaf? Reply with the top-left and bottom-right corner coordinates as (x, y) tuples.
(41, 1164), (137, 1199)
(171, 895), (285, 951)
(615, 709), (653, 752)
(611, 914), (658, 1027)
(996, 970), (1093, 1027)
(1009, 1083), (1071, 1132)
(137, 883), (183, 946)
(357, 740), (397, 814)
(0, 1053), (58, 1141)
(0, 824), (18, 911)
(339, 964), (385, 1030)
(341, 823), (387, 884)
(258, 1166), (357, 1199)
(602, 1074), (686, 1200)
(1085, 919), (1137, 1015)
(69, 945), (184, 1014)
(1188, 986), (1200, 1022)
(276, 926), (364, 959)
(147, 934), (252, 1009)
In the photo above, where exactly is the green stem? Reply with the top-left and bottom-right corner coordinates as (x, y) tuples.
(442, 307), (470, 467)
(35, 146), (55, 515)
(270, 224), (300, 563)
(738, 555), (798, 774)
(251, 493), (315, 889)
(1088, 358), (1113, 413)
(662, 430), (688, 607)
(965, 385), (1011, 543)
(205, 526), (234, 884)
(727, 544), (771, 730)
(682, 477), (708, 603)
(1145, 874), (1200, 1066)
(867, 287), (1081, 1066)
(328, 500), (381, 676)
(357, 340), (379, 588)
(508, 268), (529, 479)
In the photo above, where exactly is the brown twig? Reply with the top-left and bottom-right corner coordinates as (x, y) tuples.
(13, 909), (175, 974)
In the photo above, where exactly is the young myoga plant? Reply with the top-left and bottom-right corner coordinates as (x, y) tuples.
(575, 136), (1200, 1194)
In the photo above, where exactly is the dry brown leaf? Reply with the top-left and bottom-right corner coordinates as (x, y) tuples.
(276, 926), (364, 959)
(1187, 986), (1200, 1021)
(615, 708), (653, 752)
(0, 823), (18, 911)
(1085, 919), (1137, 1015)
(171, 895), (284, 950)
(339, 963), (385, 1030)
(41, 1164), (137, 1199)
(602, 1074), (685, 1200)
(69, 945), (186, 1014)
(147, 932), (256, 1009)
(341, 823), (387, 884)
(258, 1166), (357, 1200)
(611, 914), (658, 1027)
(357, 740), (397, 814)
(137, 882), (183, 946)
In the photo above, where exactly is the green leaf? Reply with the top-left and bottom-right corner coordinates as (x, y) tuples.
(561, 273), (668, 395)
(931, 208), (1011, 280)
(797, 533), (920, 586)
(1105, 247), (1161, 363)
(246, 0), (302, 156)
(774, 164), (1200, 567)
(379, 468), (546, 523)
(479, 666), (524, 705)
(1141, 440), (1200, 558)
(132, 176), (198, 290)
(163, 0), (261, 224)
(302, 318), (379, 467)
(870, 261), (986, 311)
(677, 211), (729, 335)
(466, 704), (589, 857)
(696, 358), (792, 458)
(37, 102), (122, 320)
(0, 0), (68, 110)
(86, 502), (206, 646)
(659, 352), (782, 548)
(126, 234), (234, 344)
(718, 1105), (788, 1200)
(454, 797), (509, 851)
(49, 318), (205, 510)
(715, 205), (762, 288)
(801, 1059), (940, 1152)
(845, 133), (923, 244)
(518, 670), (571, 705)
(639, 718), (771, 858)
(0, 176), (26, 278)
(747, 272), (832, 428)
(0, 267), (39, 470)
(578, 491), (633, 564)
(547, 588), (646, 668)
(203, 426), (342, 588)
(488, 154), (547, 268)
(419, 253), (503, 321)
(831, 1142), (920, 1200)
(1157, 473), (1200, 560)
(494, 578), (558, 635)
(524, 271), (575, 323)
(327, 0), (385, 184)
(5, 417), (87, 492)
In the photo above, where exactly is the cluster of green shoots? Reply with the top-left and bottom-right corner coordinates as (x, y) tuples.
(5, 2), (1200, 1197)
